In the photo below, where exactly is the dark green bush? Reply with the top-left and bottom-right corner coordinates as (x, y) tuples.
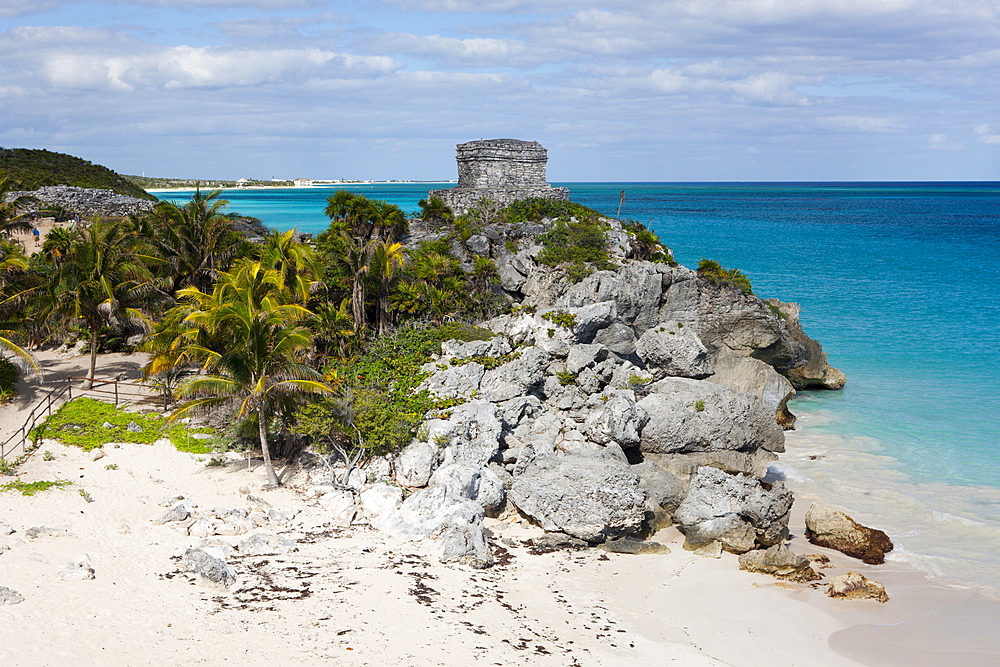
(0, 358), (18, 404)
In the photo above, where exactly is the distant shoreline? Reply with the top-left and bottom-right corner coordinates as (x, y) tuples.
(147, 181), (455, 194)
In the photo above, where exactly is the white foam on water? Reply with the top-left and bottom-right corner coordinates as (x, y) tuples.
(780, 416), (1000, 595)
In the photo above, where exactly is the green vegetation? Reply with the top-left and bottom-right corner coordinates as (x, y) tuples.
(78, 488), (93, 503)
(295, 323), (492, 458)
(537, 217), (616, 281)
(0, 479), (71, 496)
(0, 148), (155, 200)
(540, 309), (577, 329)
(697, 259), (753, 295)
(694, 399), (706, 412)
(42, 450), (55, 461)
(0, 357), (18, 404)
(556, 368), (577, 386)
(621, 220), (677, 265)
(31, 397), (218, 453)
(105, 463), (118, 470)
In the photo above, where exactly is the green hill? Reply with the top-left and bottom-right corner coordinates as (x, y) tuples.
(0, 147), (157, 201)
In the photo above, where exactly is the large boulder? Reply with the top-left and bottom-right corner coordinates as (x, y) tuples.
(582, 391), (648, 447)
(419, 362), (484, 399)
(479, 346), (548, 402)
(705, 351), (797, 428)
(373, 485), (493, 568)
(509, 456), (646, 542)
(633, 461), (688, 514)
(635, 328), (713, 379)
(673, 466), (793, 553)
(770, 300), (847, 390)
(394, 440), (439, 488)
(804, 503), (893, 565)
(424, 400), (503, 468)
(430, 463), (505, 516)
(637, 377), (785, 455)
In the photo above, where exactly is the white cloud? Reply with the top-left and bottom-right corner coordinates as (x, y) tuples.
(973, 124), (1000, 144)
(39, 46), (400, 91)
(817, 115), (905, 132)
(0, 0), (59, 17)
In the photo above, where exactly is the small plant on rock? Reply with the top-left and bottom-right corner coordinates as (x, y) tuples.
(556, 368), (577, 386)
(42, 450), (55, 461)
(694, 399), (706, 412)
(541, 309), (577, 329)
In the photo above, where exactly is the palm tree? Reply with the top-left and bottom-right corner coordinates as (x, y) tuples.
(140, 188), (246, 292)
(54, 220), (164, 385)
(0, 177), (37, 236)
(417, 196), (454, 229)
(168, 261), (332, 486)
(0, 238), (39, 375)
(369, 240), (405, 336)
(367, 200), (408, 242)
(259, 229), (322, 305)
(334, 234), (376, 332)
(41, 226), (75, 267)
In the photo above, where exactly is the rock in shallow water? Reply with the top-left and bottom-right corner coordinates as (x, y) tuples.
(804, 503), (893, 565)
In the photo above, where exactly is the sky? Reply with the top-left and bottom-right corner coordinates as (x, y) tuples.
(2, 1), (999, 182)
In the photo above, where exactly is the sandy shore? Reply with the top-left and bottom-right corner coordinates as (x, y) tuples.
(1, 352), (998, 666)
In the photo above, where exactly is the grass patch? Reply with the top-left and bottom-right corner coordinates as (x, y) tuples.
(32, 397), (219, 453)
(0, 479), (71, 496)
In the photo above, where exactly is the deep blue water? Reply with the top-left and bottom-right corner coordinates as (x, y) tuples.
(160, 182), (1000, 588)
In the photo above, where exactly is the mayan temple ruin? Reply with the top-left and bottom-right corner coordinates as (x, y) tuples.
(428, 138), (570, 215)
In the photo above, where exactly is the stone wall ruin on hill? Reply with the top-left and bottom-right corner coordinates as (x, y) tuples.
(429, 139), (570, 216)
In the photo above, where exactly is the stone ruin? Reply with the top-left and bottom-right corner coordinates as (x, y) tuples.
(428, 139), (570, 216)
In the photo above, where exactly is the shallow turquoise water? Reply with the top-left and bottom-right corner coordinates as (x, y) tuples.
(162, 182), (1000, 590)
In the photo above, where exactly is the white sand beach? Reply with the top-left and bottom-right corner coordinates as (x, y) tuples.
(1, 351), (998, 666)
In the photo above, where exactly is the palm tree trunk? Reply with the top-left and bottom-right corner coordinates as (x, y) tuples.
(88, 329), (99, 389)
(257, 405), (280, 487)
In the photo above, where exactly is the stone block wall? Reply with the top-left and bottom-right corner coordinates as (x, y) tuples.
(430, 138), (569, 215)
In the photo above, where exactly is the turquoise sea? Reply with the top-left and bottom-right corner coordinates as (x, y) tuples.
(161, 182), (1000, 593)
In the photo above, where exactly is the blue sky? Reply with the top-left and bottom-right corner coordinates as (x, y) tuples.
(2, 0), (999, 181)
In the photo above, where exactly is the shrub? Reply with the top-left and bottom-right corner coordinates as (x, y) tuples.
(537, 218), (616, 279)
(540, 309), (577, 329)
(694, 399), (706, 412)
(556, 368), (577, 386)
(697, 259), (753, 295)
(298, 323), (494, 457)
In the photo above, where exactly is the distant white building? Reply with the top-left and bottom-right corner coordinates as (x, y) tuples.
(236, 178), (250, 187)
(293, 178), (313, 187)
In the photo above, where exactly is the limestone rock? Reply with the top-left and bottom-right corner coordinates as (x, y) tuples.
(419, 362), (484, 400)
(706, 351), (797, 428)
(738, 544), (821, 582)
(804, 503), (893, 565)
(509, 456), (646, 543)
(582, 391), (648, 447)
(637, 377), (785, 455)
(432, 400), (503, 468)
(58, 556), (96, 581)
(266, 509), (297, 525)
(633, 461), (688, 513)
(635, 328), (713, 379)
(126, 421), (142, 433)
(826, 571), (889, 603)
(239, 533), (299, 556)
(395, 440), (439, 488)
(90, 449), (106, 461)
(373, 485), (493, 567)
(593, 322), (637, 355)
(318, 489), (357, 527)
(25, 526), (71, 540)
(771, 300), (848, 390)
(359, 483), (403, 521)
(187, 517), (215, 538)
(0, 522), (14, 535)
(480, 346), (547, 402)
(430, 463), (505, 516)
(0, 586), (24, 605)
(153, 502), (191, 525)
(673, 466), (793, 554)
(565, 343), (608, 376)
(597, 539), (671, 555)
(183, 548), (236, 588)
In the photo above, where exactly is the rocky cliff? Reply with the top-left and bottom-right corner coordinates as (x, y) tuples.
(350, 209), (845, 566)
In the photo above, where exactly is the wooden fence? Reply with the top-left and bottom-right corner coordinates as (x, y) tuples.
(0, 376), (156, 465)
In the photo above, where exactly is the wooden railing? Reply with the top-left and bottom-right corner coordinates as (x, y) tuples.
(0, 375), (157, 465)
